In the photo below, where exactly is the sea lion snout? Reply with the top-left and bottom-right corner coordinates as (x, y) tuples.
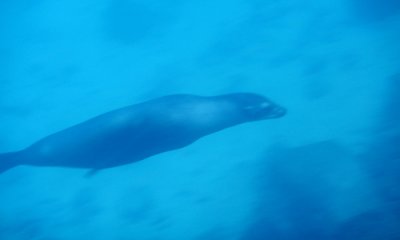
(266, 105), (286, 118)
(253, 101), (286, 119)
(230, 93), (286, 121)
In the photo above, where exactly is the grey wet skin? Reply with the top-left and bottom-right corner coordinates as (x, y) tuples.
(0, 93), (286, 173)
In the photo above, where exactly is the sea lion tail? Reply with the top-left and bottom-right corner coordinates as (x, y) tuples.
(0, 152), (20, 174)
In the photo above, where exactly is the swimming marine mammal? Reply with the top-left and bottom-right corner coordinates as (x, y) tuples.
(0, 93), (286, 174)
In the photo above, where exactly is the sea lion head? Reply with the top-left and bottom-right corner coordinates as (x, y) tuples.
(220, 93), (286, 122)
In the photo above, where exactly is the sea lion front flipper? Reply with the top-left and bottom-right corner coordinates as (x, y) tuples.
(84, 169), (100, 178)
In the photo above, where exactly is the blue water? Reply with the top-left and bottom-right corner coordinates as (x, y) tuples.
(1, 0), (399, 239)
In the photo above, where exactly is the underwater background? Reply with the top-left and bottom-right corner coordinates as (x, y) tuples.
(0, 0), (399, 239)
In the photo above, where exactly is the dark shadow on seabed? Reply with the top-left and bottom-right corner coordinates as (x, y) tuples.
(240, 74), (400, 240)
(241, 141), (352, 240)
(333, 74), (400, 240)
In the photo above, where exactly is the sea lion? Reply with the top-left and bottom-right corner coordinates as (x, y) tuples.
(0, 93), (286, 174)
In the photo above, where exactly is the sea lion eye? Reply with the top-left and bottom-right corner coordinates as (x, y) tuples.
(243, 100), (286, 120)
(259, 101), (271, 109)
(243, 101), (272, 119)
(222, 92), (285, 120)
(244, 101), (271, 111)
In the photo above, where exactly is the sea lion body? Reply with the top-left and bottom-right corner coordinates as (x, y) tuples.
(0, 93), (286, 173)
